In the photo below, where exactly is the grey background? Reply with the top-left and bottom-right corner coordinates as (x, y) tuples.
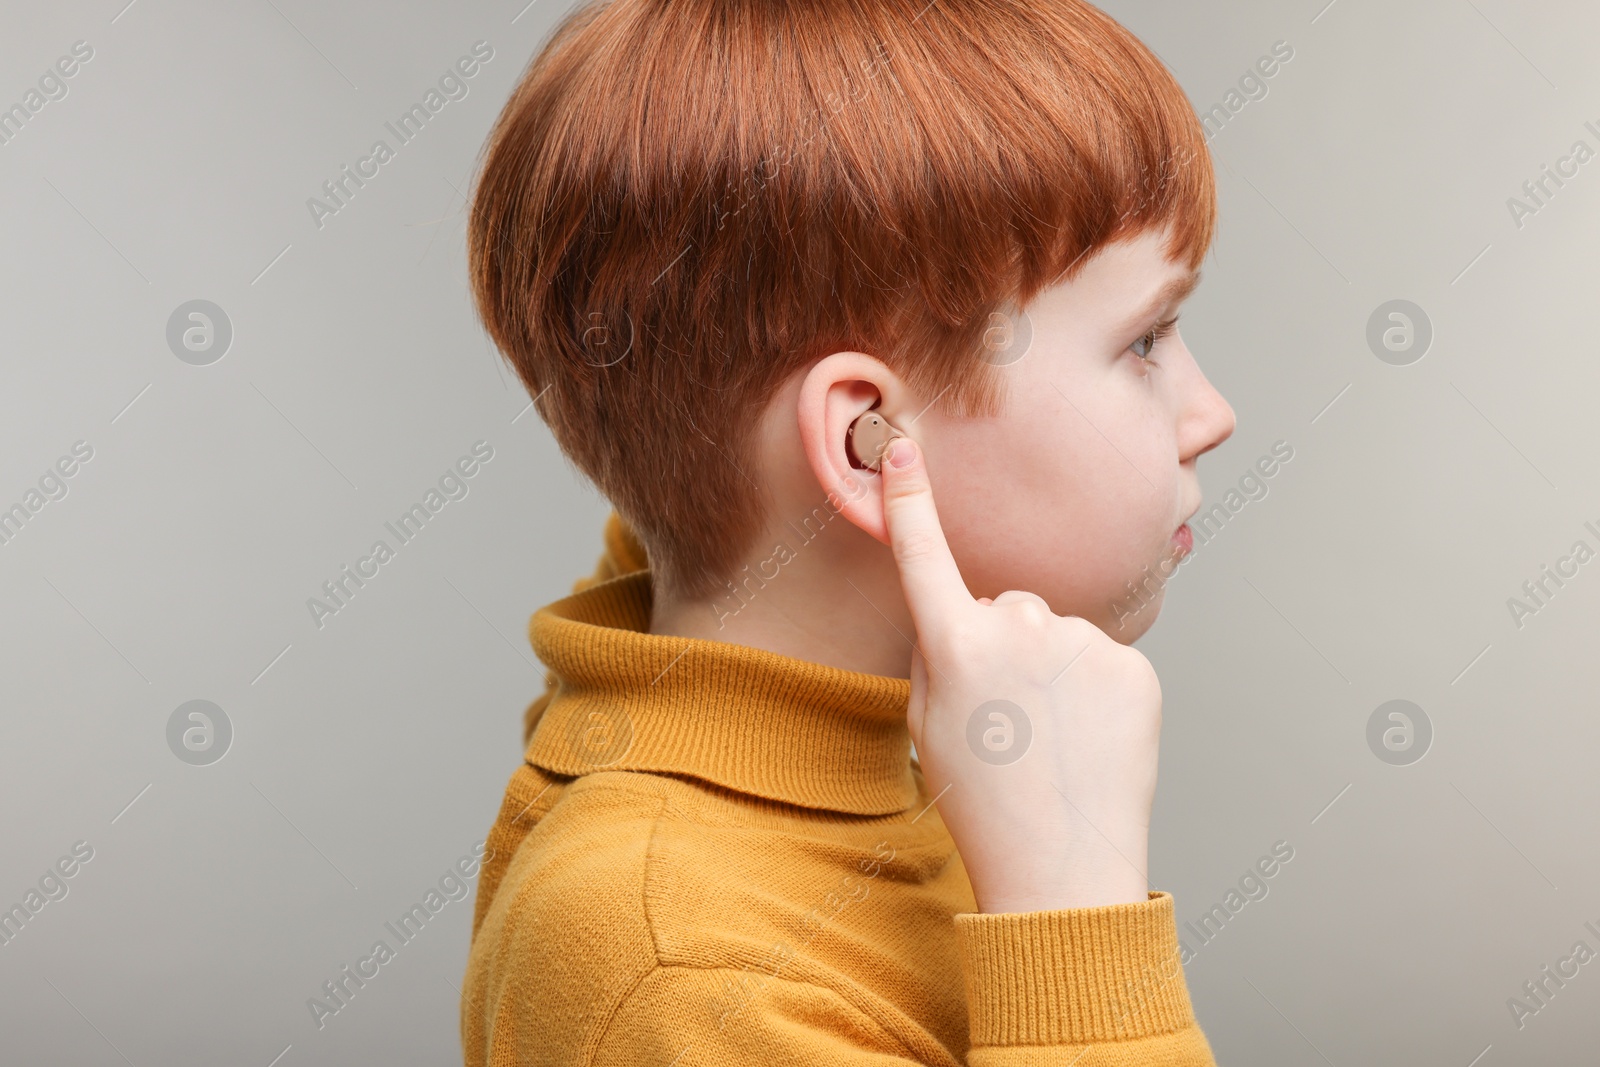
(1, 0), (1595, 1063)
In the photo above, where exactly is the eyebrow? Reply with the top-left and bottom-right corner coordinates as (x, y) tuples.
(1121, 268), (1202, 331)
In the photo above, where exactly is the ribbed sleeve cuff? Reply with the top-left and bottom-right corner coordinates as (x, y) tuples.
(953, 890), (1196, 1047)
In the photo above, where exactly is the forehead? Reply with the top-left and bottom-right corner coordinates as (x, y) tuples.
(1028, 229), (1198, 330)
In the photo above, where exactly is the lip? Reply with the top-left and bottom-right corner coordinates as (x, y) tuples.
(1170, 498), (1201, 555)
(1171, 523), (1194, 555)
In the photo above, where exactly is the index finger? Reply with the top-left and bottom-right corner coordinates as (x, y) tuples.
(878, 436), (973, 633)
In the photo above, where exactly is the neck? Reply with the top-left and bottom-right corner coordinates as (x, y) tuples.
(649, 516), (914, 679)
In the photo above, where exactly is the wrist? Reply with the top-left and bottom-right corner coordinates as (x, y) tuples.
(970, 835), (1150, 913)
(976, 877), (1148, 913)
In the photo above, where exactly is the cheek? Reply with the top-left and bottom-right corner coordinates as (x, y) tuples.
(1030, 381), (1174, 529)
(931, 389), (1178, 610)
(1050, 440), (1175, 591)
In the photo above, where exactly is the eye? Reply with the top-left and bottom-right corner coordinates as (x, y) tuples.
(1129, 315), (1180, 362)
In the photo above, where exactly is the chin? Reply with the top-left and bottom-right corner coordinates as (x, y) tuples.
(1115, 610), (1160, 644)
(1100, 583), (1165, 643)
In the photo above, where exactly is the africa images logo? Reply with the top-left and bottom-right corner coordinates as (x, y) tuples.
(306, 41), (494, 230)
(306, 842), (490, 1030)
(306, 441), (494, 630)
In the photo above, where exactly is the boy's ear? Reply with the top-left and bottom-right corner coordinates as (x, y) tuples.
(795, 351), (916, 547)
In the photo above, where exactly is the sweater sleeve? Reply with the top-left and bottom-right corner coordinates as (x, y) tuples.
(952, 891), (1217, 1064)
(521, 509), (649, 745)
(586, 891), (1214, 1066)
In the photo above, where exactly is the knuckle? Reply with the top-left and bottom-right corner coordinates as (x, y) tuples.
(1055, 614), (1104, 646)
(1010, 601), (1053, 628)
(1055, 612), (1093, 634)
(994, 590), (1053, 624)
(1115, 645), (1156, 680)
(1123, 653), (1163, 707)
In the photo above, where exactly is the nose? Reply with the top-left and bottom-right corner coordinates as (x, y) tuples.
(1179, 363), (1236, 463)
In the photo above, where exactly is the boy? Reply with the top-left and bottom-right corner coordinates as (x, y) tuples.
(461, 0), (1237, 1063)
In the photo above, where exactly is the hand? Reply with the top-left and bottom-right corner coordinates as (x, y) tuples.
(878, 436), (1162, 913)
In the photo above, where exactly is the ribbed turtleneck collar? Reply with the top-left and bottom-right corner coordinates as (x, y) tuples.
(524, 568), (918, 815)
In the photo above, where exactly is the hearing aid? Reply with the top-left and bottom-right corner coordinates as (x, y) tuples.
(847, 411), (908, 472)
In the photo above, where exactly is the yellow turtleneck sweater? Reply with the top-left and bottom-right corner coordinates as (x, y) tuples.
(462, 512), (1217, 1066)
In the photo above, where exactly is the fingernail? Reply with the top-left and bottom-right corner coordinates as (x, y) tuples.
(887, 437), (914, 468)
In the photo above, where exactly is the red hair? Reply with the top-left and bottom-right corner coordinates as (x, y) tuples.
(468, 0), (1215, 600)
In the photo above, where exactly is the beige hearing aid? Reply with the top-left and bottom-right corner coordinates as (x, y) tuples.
(848, 411), (908, 472)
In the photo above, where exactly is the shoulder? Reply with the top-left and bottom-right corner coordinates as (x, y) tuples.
(478, 774), (667, 962)
(465, 774), (668, 1060)
(466, 773), (941, 1065)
